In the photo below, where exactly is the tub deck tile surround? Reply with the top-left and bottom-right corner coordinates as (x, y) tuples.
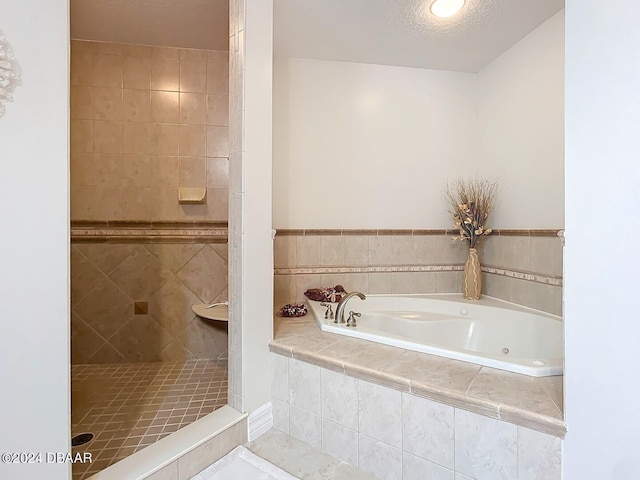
(270, 315), (566, 438)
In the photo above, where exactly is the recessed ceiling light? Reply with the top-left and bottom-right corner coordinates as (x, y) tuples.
(430, 0), (465, 18)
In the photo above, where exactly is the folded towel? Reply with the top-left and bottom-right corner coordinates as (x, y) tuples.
(304, 285), (347, 303)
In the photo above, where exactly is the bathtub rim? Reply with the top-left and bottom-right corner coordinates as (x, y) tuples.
(308, 293), (563, 377)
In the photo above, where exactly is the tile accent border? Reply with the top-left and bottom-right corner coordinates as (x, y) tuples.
(71, 221), (228, 243)
(274, 265), (562, 287)
(275, 228), (562, 237)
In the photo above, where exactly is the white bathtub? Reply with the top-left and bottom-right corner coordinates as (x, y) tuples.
(308, 294), (563, 377)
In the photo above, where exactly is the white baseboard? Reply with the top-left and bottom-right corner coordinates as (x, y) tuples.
(248, 402), (273, 441)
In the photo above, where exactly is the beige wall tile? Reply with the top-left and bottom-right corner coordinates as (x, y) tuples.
(391, 272), (415, 294)
(509, 277), (531, 306)
(390, 235), (413, 265)
(180, 60), (207, 93)
(207, 50), (228, 64)
(296, 236), (321, 266)
(206, 188), (229, 221)
(412, 236), (439, 265)
(295, 274), (322, 302)
(369, 236), (393, 266)
(274, 236), (297, 268)
(180, 48), (207, 62)
(435, 271), (462, 293)
(177, 246), (228, 302)
(414, 272), (437, 294)
(151, 90), (179, 123)
(91, 154), (123, 186)
(70, 186), (98, 220)
(343, 273), (369, 294)
(75, 244), (135, 275)
(123, 122), (152, 155)
(530, 237), (563, 277)
(180, 125), (207, 156)
(123, 56), (151, 89)
(94, 120), (123, 153)
(145, 462), (178, 480)
(274, 275), (296, 307)
(368, 273), (392, 294)
(109, 315), (171, 362)
(177, 436), (220, 480)
(95, 42), (123, 55)
(70, 86), (94, 119)
(122, 155), (152, 187)
(74, 278), (132, 339)
(151, 57), (179, 91)
(153, 156), (179, 187)
(151, 123), (180, 156)
(435, 236), (467, 265)
(207, 94), (229, 126)
(70, 247), (106, 306)
(206, 126), (229, 157)
(87, 342), (125, 364)
(320, 273), (347, 290)
(152, 46), (180, 59)
(150, 188), (181, 220)
(93, 87), (123, 121)
(219, 419), (248, 456)
(71, 40), (94, 54)
(71, 313), (108, 364)
(146, 244), (204, 274)
(180, 318), (228, 359)
(122, 89), (151, 122)
(180, 92), (207, 125)
(123, 44), (152, 58)
(70, 153), (94, 186)
(344, 236), (369, 266)
(483, 272), (510, 301)
(93, 54), (123, 88)
(206, 157), (229, 189)
(207, 61), (229, 94)
(321, 236), (345, 266)
(109, 246), (174, 299)
(528, 282), (562, 316)
(71, 53), (94, 86)
(71, 119), (94, 153)
(179, 157), (207, 188)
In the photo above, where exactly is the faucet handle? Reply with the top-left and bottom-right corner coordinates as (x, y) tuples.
(320, 302), (334, 319)
(346, 310), (361, 327)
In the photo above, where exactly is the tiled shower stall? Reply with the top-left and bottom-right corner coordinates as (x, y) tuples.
(69, 39), (230, 479)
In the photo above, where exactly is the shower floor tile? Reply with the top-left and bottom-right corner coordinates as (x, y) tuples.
(71, 358), (228, 480)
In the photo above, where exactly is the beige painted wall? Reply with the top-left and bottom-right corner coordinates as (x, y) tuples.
(70, 40), (229, 221)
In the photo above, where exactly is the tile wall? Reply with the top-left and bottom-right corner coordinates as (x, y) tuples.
(271, 354), (562, 480)
(70, 40), (229, 221)
(273, 230), (563, 315)
(144, 417), (248, 480)
(227, 0), (245, 413)
(71, 243), (228, 364)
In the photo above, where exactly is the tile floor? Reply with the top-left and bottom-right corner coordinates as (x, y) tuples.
(71, 358), (228, 480)
(247, 429), (376, 480)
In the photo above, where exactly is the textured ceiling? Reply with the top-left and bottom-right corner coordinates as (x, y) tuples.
(70, 0), (229, 51)
(274, 0), (565, 72)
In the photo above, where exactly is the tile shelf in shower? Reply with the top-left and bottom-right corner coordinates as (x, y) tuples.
(192, 303), (229, 321)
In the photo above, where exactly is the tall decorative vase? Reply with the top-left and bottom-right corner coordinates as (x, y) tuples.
(463, 248), (482, 300)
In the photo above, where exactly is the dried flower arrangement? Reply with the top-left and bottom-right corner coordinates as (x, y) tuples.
(444, 178), (498, 249)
